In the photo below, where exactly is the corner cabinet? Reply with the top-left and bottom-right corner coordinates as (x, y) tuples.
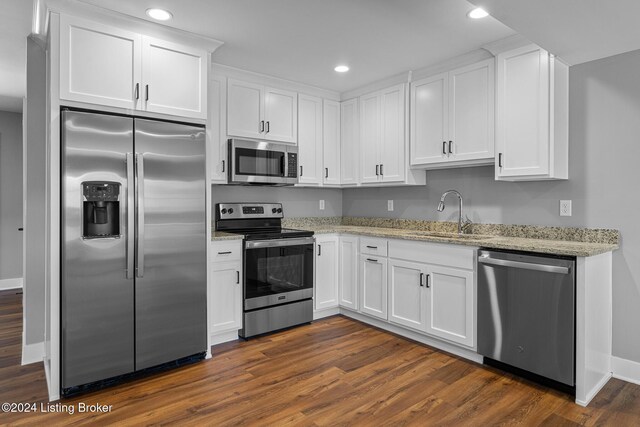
(59, 14), (207, 119)
(495, 44), (568, 181)
(227, 79), (297, 144)
(410, 59), (495, 169)
(340, 99), (360, 186)
(323, 100), (341, 186)
(315, 235), (339, 311)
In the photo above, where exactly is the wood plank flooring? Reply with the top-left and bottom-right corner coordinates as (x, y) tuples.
(1, 288), (640, 426)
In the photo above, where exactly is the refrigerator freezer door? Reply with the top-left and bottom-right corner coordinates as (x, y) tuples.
(134, 118), (207, 369)
(61, 110), (135, 389)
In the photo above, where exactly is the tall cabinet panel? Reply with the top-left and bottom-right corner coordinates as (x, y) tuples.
(134, 119), (207, 370)
(323, 100), (341, 185)
(297, 94), (323, 185)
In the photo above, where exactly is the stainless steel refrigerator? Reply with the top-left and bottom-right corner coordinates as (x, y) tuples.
(61, 109), (207, 393)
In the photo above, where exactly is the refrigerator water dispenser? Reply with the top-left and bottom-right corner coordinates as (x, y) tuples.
(82, 181), (120, 238)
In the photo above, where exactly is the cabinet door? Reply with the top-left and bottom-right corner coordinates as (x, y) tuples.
(340, 99), (359, 185)
(210, 261), (242, 334)
(210, 75), (227, 183)
(339, 236), (358, 310)
(388, 259), (427, 331)
(379, 84), (406, 183)
(227, 79), (264, 140)
(60, 15), (142, 110)
(323, 100), (341, 185)
(449, 59), (495, 162)
(142, 37), (207, 119)
(410, 73), (448, 165)
(425, 265), (474, 347)
(297, 94), (323, 185)
(264, 87), (297, 143)
(359, 92), (381, 183)
(496, 45), (550, 178)
(315, 236), (339, 310)
(359, 255), (387, 320)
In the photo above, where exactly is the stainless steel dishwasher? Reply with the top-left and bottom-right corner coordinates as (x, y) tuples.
(477, 249), (575, 388)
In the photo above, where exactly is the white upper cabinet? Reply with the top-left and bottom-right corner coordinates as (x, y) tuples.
(340, 98), (359, 186)
(142, 37), (207, 118)
(210, 75), (227, 183)
(359, 91), (381, 184)
(323, 100), (341, 186)
(411, 59), (494, 168)
(495, 44), (568, 181)
(297, 94), (323, 185)
(59, 15), (207, 119)
(227, 79), (297, 144)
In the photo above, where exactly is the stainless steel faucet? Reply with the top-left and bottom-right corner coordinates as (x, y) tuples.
(437, 190), (464, 234)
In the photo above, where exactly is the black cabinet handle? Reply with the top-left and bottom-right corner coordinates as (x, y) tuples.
(443, 141), (447, 155)
(498, 153), (503, 168)
(425, 274), (430, 288)
(366, 258), (378, 263)
(236, 271), (240, 284)
(18, 228), (24, 231)
(222, 160), (225, 173)
(145, 84), (149, 101)
(217, 251), (232, 255)
(266, 121), (270, 134)
(380, 164), (384, 176)
(135, 83), (139, 100)
(318, 244), (321, 256)
(375, 164), (379, 176)
(448, 141), (453, 154)
(419, 273), (424, 287)
(325, 168), (328, 178)
(260, 120), (265, 133)
(300, 165), (303, 177)
(366, 245), (377, 249)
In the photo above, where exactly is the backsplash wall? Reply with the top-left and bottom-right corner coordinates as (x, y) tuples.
(211, 185), (342, 217)
(344, 48), (640, 365)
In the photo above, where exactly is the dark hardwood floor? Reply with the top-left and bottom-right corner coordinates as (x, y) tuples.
(1, 288), (639, 426)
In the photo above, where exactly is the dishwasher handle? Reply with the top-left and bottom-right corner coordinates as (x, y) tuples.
(478, 255), (570, 275)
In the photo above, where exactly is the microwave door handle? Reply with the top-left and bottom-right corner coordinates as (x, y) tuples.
(281, 154), (285, 177)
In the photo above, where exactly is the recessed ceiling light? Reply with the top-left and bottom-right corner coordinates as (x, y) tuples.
(467, 7), (489, 19)
(334, 65), (349, 73)
(146, 8), (173, 21)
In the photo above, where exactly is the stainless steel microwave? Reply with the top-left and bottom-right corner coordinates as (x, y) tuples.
(228, 139), (298, 185)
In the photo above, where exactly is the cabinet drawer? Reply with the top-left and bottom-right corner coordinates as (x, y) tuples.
(211, 240), (242, 262)
(360, 238), (388, 257)
(388, 239), (475, 270)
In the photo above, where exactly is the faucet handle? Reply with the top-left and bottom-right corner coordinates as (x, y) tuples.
(462, 215), (473, 234)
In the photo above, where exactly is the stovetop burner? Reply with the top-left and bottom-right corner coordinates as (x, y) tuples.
(214, 202), (314, 240)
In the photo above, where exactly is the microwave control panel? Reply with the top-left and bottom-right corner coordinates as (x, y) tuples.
(287, 153), (298, 178)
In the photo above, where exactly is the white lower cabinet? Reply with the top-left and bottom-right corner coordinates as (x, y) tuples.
(359, 254), (388, 320)
(315, 235), (339, 310)
(388, 259), (427, 331)
(425, 265), (474, 347)
(338, 236), (359, 310)
(209, 246), (242, 335)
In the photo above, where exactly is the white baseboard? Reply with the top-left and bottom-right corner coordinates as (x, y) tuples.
(313, 306), (340, 320)
(576, 372), (612, 407)
(21, 340), (44, 365)
(210, 330), (240, 346)
(0, 277), (23, 290)
(613, 356), (640, 386)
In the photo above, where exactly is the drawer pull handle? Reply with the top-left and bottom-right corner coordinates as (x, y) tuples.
(366, 245), (378, 249)
(217, 251), (232, 255)
(366, 258), (378, 263)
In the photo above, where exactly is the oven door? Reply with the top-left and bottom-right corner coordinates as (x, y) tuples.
(229, 139), (297, 185)
(244, 237), (314, 310)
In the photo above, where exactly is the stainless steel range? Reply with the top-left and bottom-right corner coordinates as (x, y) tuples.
(215, 203), (314, 338)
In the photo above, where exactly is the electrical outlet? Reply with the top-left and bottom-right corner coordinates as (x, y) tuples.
(388, 200), (394, 211)
(560, 200), (572, 216)
(319, 200), (325, 210)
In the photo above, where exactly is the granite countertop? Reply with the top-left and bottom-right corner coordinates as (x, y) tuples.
(211, 231), (244, 241)
(282, 218), (620, 257)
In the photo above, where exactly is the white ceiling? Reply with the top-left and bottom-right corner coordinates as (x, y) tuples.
(0, 0), (32, 112)
(469, 0), (640, 65)
(76, 0), (515, 92)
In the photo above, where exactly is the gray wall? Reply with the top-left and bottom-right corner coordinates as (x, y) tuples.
(212, 185), (342, 217)
(343, 49), (640, 364)
(23, 37), (47, 346)
(0, 110), (23, 281)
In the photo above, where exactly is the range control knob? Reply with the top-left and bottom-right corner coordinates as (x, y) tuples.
(228, 208), (234, 214)
(272, 208), (277, 214)
(276, 208), (282, 214)
(221, 208), (227, 214)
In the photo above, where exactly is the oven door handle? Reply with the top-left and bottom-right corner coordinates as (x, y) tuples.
(245, 237), (315, 249)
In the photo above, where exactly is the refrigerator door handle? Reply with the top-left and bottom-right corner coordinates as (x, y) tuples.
(126, 153), (135, 279)
(135, 153), (145, 278)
